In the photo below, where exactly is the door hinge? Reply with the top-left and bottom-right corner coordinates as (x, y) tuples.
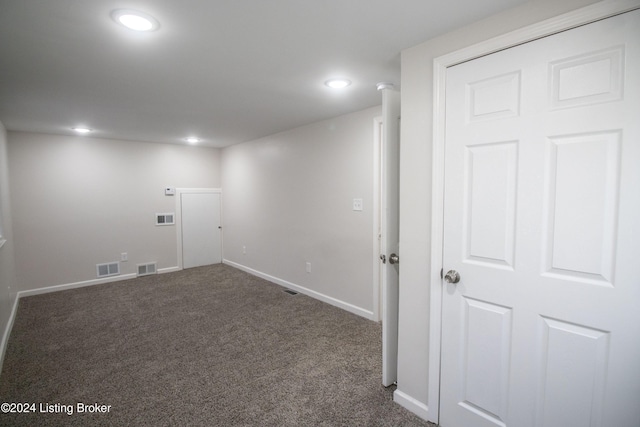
(440, 268), (443, 279)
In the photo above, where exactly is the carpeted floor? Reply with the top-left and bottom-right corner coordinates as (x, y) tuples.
(0, 264), (433, 426)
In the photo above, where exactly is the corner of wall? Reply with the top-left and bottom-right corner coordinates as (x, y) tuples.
(0, 121), (20, 372)
(219, 106), (381, 316)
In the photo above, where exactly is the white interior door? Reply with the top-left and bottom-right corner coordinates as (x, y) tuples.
(440, 10), (640, 427)
(181, 192), (222, 269)
(381, 87), (401, 387)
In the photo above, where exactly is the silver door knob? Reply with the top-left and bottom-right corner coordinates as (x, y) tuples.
(444, 270), (460, 284)
(389, 253), (399, 265)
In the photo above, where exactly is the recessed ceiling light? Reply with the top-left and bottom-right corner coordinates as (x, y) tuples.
(72, 127), (92, 134)
(185, 137), (200, 144)
(325, 79), (352, 89)
(111, 9), (160, 32)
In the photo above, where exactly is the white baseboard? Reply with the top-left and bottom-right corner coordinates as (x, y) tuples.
(394, 389), (433, 423)
(223, 259), (374, 320)
(17, 273), (137, 298)
(0, 293), (19, 370)
(16, 265), (182, 299)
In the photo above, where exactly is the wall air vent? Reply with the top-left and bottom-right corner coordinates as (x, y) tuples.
(156, 213), (175, 226)
(97, 262), (120, 278)
(137, 262), (157, 277)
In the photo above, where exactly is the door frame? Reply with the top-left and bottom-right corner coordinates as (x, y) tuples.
(175, 188), (223, 270)
(373, 116), (383, 322)
(428, 1), (639, 422)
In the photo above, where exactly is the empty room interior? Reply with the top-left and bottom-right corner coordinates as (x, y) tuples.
(1, 0), (639, 426)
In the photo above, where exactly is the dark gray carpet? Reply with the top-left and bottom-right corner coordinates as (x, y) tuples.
(0, 264), (433, 426)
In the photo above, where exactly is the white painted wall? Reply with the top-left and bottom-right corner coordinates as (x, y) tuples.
(221, 106), (380, 318)
(396, 0), (600, 420)
(0, 122), (18, 364)
(8, 132), (221, 292)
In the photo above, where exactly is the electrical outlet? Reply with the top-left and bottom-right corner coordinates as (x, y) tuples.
(242, 246), (246, 254)
(306, 262), (311, 273)
(353, 198), (363, 211)
(121, 252), (128, 262)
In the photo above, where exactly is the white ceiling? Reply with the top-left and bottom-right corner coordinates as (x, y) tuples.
(0, 0), (527, 148)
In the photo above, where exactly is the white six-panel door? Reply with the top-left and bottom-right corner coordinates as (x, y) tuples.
(181, 192), (222, 269)
(440, 9), (639, 427)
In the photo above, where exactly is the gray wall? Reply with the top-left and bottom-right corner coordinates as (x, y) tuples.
(397, 0), (601, 419)
(8, 132), (221, 291)
(0, 122), (18, 363)
(221, 106), (380, 317)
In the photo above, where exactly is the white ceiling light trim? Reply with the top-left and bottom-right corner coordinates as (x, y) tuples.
(111, 9), (160, 32)
(325, 79), (352, 89)
(185, 137), (200, 144)
(376, 82), (394, 91)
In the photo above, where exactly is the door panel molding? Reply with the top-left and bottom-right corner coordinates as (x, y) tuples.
(428, 1), (639, 423)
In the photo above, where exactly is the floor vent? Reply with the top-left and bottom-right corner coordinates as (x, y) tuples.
(137, 262), (157, 277)
(96, 262), (120, 278)
(283, 289), (298, 296)
(156, 213), (175, 226)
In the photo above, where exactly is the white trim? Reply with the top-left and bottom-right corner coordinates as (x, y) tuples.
(394, 389), (431, 421)
(223, 259), (375, 320)
(158, 266), (181, 274)
(17, 273), (137, 298)
(175, 188), (223, 270)
(0, 293), (19, 370)
(372, 116), (383, 322)
(15, 266), (181, 299)
(428, 1), (640, 423)
(440, 0), (640, 70)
